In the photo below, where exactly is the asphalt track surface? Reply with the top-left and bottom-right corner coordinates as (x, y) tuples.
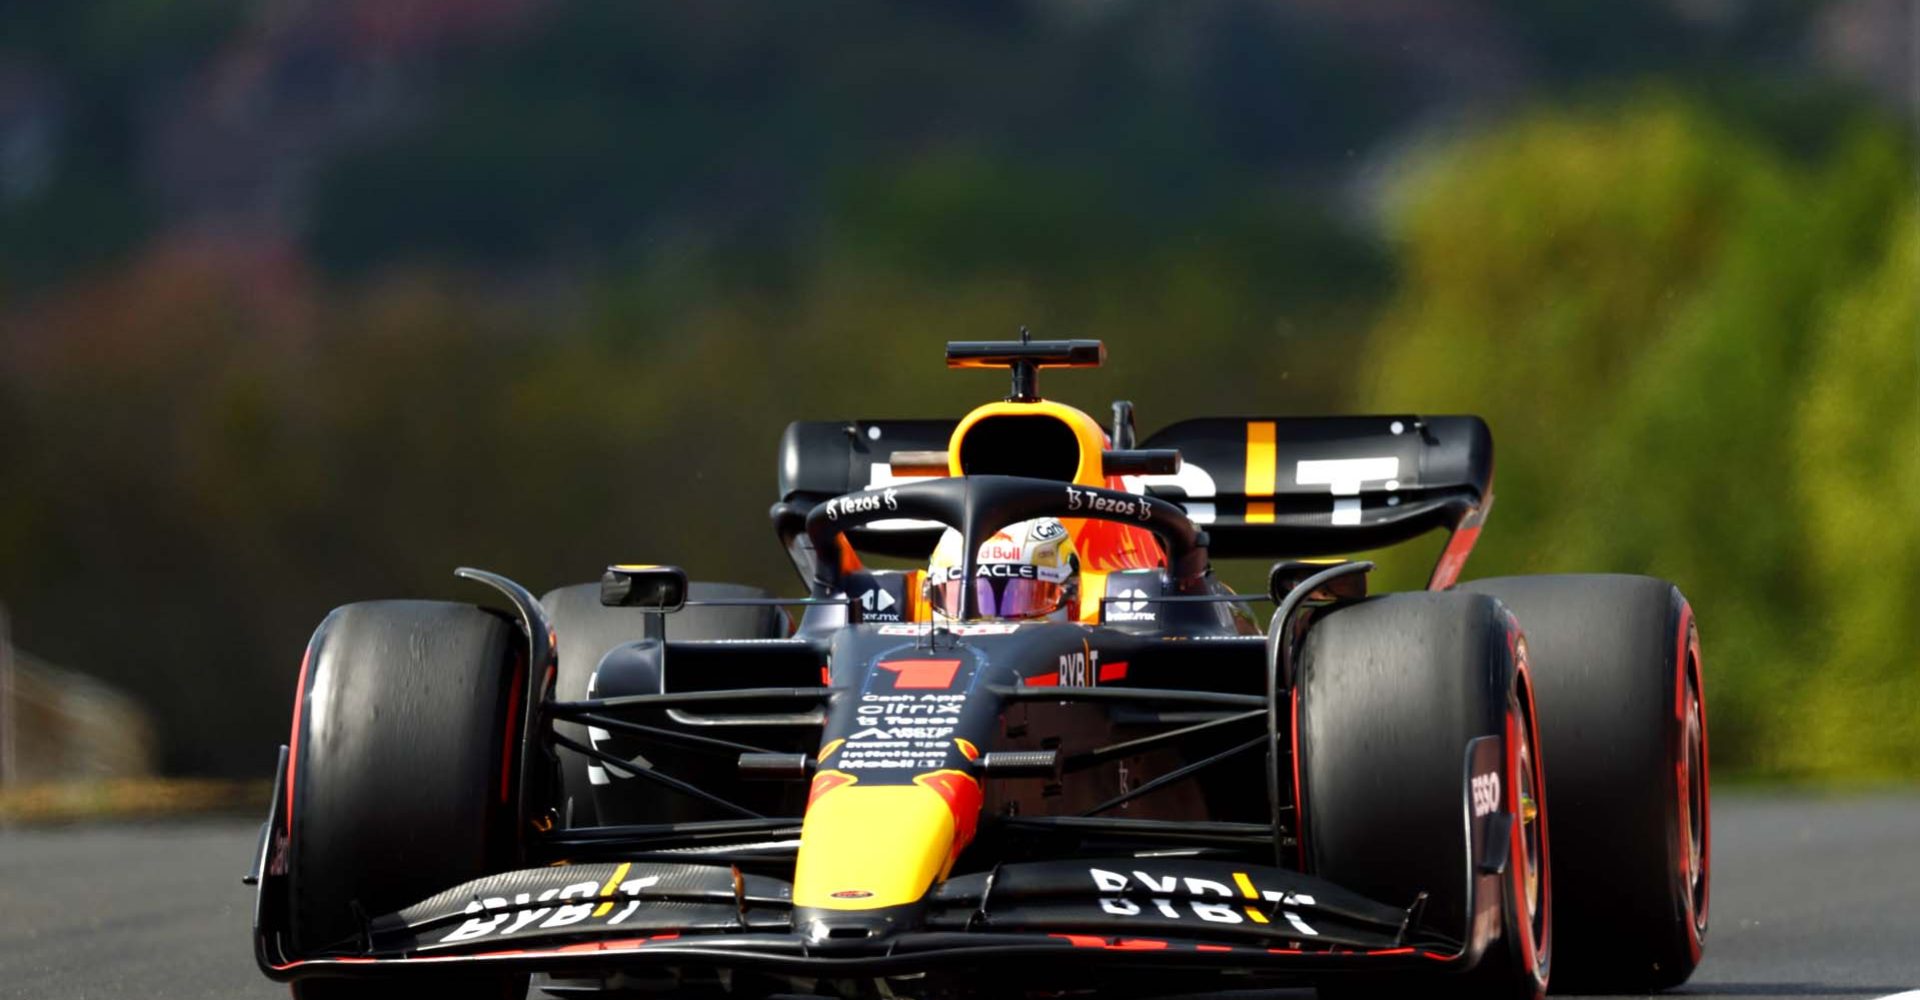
(2, 792), (1916, 1000)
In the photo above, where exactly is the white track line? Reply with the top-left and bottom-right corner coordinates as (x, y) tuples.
(1872, 991), (1920, 1000)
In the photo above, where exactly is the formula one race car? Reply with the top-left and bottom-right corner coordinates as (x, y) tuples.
(248, 337), (1710, 1000)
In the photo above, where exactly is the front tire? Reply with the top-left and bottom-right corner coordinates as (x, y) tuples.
(285, 600), (528, 999)
(1460, 574), (1708, 992)
(1297, 592), (1550, 999)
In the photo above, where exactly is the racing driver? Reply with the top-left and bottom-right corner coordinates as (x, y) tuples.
(925, 517), (1079, 621)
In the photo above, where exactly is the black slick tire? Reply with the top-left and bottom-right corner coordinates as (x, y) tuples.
(1298, 592), (1550, 1000)
(1459, 574), (1708, 992)
(285, 600), (528, 1000)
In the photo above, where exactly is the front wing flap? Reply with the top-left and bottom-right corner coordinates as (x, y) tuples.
(260, 857), (1468, 983)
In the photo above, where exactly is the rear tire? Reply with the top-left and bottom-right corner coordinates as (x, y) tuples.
(286, 600), (528, 1000)
(1298, 592), (1550, 1000)
(543, 581), (788, 826)
(1459, 574), (1708, 992)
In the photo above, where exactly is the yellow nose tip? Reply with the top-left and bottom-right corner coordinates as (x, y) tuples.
(792, 773), (979, 910)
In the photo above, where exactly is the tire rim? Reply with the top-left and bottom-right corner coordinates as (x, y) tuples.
(1517, 713), (1544, 934)
(1682, 671), (1708, 936)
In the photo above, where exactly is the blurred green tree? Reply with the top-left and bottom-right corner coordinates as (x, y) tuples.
(1360, 96), (1916, 777)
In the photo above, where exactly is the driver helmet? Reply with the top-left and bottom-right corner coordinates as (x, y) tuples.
(926, 518), (1078, 621)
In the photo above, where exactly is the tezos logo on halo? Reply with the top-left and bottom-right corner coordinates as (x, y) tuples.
(824, 487), (899, 521)
(1066, 487), (1152, 522)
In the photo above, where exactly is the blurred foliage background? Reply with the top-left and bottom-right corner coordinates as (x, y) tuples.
(0, 0), (1912, 780)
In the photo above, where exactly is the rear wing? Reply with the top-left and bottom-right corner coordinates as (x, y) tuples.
(775, 414), (1493, 589)
(1136, 415), (1492, 558)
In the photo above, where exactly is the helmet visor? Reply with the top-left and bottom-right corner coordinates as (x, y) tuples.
(932, 577), (1065, 620)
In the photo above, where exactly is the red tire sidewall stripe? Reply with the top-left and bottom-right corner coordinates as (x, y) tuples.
(1676, 599), (1709, 961)
(1508, 655), (1550, 993)
(285, 643), (314, 835)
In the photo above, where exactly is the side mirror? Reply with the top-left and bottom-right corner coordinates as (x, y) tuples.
(600, 564), (689, 611)
(888, 450), (951, 477)
(1102, 448), (1182, 476)
(1268, 560), (1368, 605)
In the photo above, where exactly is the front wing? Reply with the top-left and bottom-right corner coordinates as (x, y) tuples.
(250, 687), (1515, 991)
(257, 855), (1480, 988)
